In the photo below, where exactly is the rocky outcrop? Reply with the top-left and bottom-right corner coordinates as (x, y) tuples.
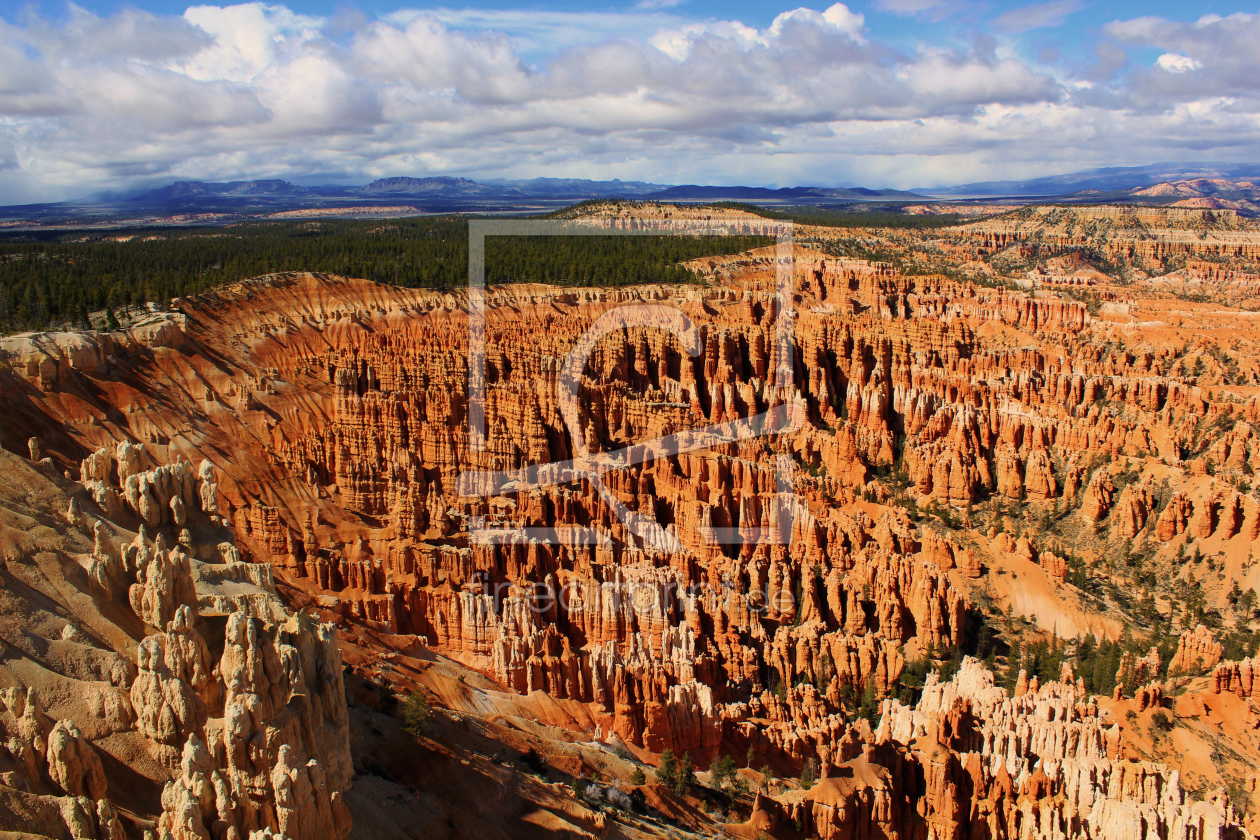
(159, 728), (350, 840)
(1169, 625), (1223, 676)
(0, 686), (125, 839)
(1133, 647), (1162, 684)
(1213, 655), (1260, 702)
(758, 657), (1246, 840)
(139, 605), (352, 840)
(956, 547), (982, 578)
(1192, 496), (1219, 539)
(45, 719), (107, 800)
(131, 606), (215, 746)
(11, 268), (1242, 771)
(1134, 681), (1165, 712)
(1156, 491), (1193, 541)
(220, 610), (352, 803)
(1023, 447), (1058, 501)
(1219, 492), (1244, 538)
(129, 537), (199, 630)
(1040, 550), (1067, 582)
(1110, 479), (1157, 538)
(0, 439), (352, 840)
(197, 460), (219, 516)
(271, 743), (353, 840)
(1081, 471), (1116, 521)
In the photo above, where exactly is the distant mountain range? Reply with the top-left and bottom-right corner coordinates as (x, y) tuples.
(133, 179), (313, 202)
(5, 163), (1260, 229)
(0, 175), (924, 226)
(356, 176), (509, 197)
(120, 176), (922, 205)
(1096, 176), (1260, 212)
(918, 162), (1260, 197)
(116, 164), (1260, 207)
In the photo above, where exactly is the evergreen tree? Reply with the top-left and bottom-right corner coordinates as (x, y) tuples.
(1004, 639), (1023, 693)
(401, 690), (431, 736)
(656, 749), (677, 789)
(711, 754), (738, 791)
(0, 218), (770, 334)
(858, 679), (880, 724)
(672, 752), (696, 797)
(799, 758), (817, 791)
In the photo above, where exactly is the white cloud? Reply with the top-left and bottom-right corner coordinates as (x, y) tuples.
(769, 4), (866, 40)
(1102, 11), (1260, 108)
(351, 15), (534, 105)
(647, 20), (765, 60)
(1156, 53), (1201, 73)
(180, 3), (324, 82)
(0, 2), (1258, 202)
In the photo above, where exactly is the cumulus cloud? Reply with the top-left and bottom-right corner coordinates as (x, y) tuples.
(1156, 53), (1200, 73)
(1102, 11), (1260, 109)
(770, 4), (867, 40)
(0, 1), (1257, 202)
(179, 4), (323, 82)
(351, 15), (533, 105)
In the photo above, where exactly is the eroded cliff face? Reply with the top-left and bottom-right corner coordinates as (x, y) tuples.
(0, 442), (351, 839)
(1, 203), (1259, 838)
(744, 657), (1241, 840)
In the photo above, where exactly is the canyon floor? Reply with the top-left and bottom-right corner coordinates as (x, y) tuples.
(0, 201), (1259, 839)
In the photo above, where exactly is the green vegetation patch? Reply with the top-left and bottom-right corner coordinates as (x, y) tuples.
(0, 215), (771, 333)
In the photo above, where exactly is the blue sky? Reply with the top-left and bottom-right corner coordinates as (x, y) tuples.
(35, 0), (1251, 38)
(1, 0), (1259, 202)
(24, 0), (1249, 65)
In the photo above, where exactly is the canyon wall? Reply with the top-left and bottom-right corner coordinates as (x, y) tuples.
(1, 205), (1259, 837)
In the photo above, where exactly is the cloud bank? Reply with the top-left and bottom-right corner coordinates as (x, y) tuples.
(0, 2), (1257, 202)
